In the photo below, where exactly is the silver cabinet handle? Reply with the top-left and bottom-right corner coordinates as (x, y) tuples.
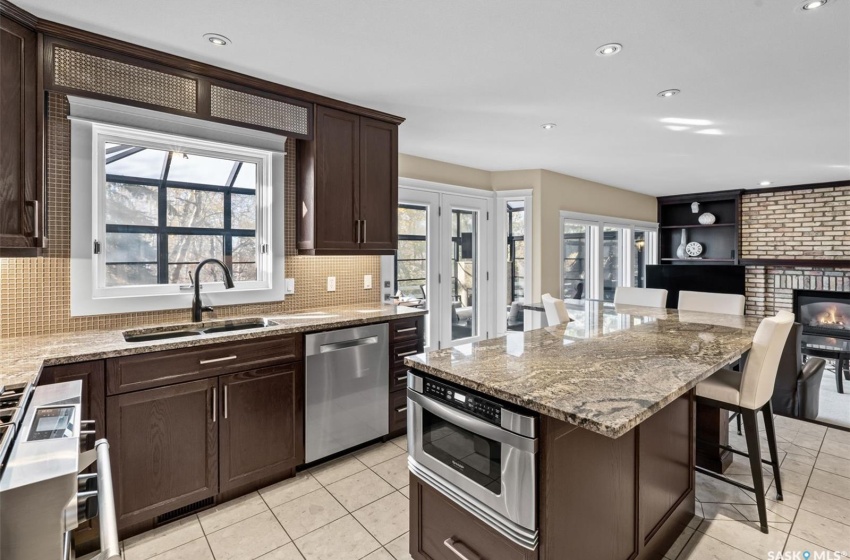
(356, 220), (362, 243)
(396, 375), (408, 383)
(443, 538), (481, 560)
(25, 200), (39, 237)
(397, 327), (417, 333)
(212, 387), (217, 423)
(320, 336), (379, 353)
(362, 219), (366, 243)
(94, 440), (121, 560)
(200, 355), (238, 365)
(395, 406), (408, 413)
(397, 350), (418, 358)
(223, 385), (229, 419)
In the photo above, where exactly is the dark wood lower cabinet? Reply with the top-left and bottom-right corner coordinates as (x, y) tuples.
(107, 378), (219, 530)
(219, 364), (304, 492)
(411, 390), (695, 560)
(410, 475), (538, 560)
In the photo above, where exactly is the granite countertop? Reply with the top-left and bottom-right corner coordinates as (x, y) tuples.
(406, 301), (761, 438)
(1, 304), (425, 388)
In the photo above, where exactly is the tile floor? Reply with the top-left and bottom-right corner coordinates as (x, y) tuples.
(88, 416), (850, 560)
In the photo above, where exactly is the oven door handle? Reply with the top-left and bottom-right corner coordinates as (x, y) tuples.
(94, 439), (122, 559)
(407, 390), (536, 453)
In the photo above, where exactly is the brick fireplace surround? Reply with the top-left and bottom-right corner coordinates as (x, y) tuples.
(741, 185), (850, 316)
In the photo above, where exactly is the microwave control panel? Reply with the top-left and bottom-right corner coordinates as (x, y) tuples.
(422, 378), (502, 425)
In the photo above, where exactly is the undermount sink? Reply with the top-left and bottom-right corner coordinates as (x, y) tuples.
(123, 318), (278, 343)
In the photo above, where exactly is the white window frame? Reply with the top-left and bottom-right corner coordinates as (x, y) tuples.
(560, 211), (658, 301)
(69, 96), (287, 316)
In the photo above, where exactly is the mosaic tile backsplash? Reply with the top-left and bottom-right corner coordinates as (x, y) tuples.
(0, 94), (380, 338)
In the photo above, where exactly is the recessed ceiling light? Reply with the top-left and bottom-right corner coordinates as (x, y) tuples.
(695, 128), (724, 135)
(661, 117), (714, 126)
(657, 89), (680, 98)
(759, 180), (772, 186)
(802, 0), (827, 9)
(595, 43), (622, 56)
(204, 33), (231, 46)
(541, 123), (557, 130)
(665, 125), (690, 131)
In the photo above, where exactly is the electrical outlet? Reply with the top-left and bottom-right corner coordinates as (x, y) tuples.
(285, 278), (295, 294)
(364, 274), (372, 289)
(384, 294), (392, 301)
(327, 276), (336, 292)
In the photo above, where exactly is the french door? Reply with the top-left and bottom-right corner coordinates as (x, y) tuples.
(397, 188), (492, 350)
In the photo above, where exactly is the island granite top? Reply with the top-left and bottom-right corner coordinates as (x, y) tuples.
(1, 304), (425, 389)
(406, 302), (762, 438)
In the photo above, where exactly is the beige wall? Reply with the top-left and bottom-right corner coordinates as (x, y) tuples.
(399, 156), (658, 301)
(398, 154), (492, 191)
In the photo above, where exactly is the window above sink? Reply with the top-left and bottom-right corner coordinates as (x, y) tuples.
(68, 96), (286, 317)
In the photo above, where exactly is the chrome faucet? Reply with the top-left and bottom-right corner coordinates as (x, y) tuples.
(191, 258), (235, 322)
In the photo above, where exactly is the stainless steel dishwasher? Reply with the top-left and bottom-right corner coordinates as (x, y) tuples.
(305, 323), (388, 462)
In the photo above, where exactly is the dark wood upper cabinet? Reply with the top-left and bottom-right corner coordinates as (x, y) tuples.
(0, 13), (44, 257)
(218, 363), (304, 492)
(359, 117), (398, 252)
(298, 105), (398, 255)
(107, 378), (219, 529)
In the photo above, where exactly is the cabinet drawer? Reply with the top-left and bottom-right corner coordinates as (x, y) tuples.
(392, 338), (423, 371)
(411, 475), (537, 560)
(107, 334), (301, 395)
(391, 316), (423, 342)
(389, 389), (408, 433)
(390, 367), (409, 392)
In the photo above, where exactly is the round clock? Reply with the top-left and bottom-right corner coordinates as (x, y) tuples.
(685, 241), (703, 257)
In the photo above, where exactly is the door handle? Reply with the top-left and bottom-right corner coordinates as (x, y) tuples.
(200, 355), (238, 365)
(396, 350), (418, 358)
(443, 538), (481, 560)
(395, 406), (407, 413)
(396, 375), (408, 383)
(356, 220), (362, 243)
(362, 219), (366, 243)
(223, 385), (229, 419)
(25, 200), (39, 237)
(319, 336), (379, 353)
(211, 387), (217, 423)
(396, 327), (417, 333)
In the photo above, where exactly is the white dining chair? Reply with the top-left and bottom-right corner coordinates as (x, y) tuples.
(678, 290), (746, 316)
(541, 293), (570, 326)
(612, 287), (668, 308)
(694, 310), (794, 534)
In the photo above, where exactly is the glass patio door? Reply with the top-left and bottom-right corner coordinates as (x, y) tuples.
(440, 194), (489, 348)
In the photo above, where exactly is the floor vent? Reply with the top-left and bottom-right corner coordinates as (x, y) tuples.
(156, 497), (215, 525)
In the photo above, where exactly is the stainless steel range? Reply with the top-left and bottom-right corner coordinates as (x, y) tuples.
(0, 380), (120, 560)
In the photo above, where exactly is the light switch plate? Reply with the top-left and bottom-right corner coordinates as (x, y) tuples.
(285, 278), (295, 294)
(327, 276), (336, 292)
(384, 280), (392, 289)
(364, 274), (372, 289)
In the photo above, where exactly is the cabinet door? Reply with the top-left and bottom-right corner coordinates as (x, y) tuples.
(107, 378), (218, 529)
(358, 117), (397, 252)
(219, 363), (304, 492)
(0, 15), (42, 256)
(314, 105), (360, 251)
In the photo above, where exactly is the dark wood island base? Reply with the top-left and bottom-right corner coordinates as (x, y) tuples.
(410, 391), (696, 560)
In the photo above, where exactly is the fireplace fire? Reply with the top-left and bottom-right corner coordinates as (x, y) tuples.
(794, 289), (850, 337)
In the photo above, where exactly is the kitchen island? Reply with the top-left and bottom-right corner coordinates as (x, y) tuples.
(405, 302), (761, 560)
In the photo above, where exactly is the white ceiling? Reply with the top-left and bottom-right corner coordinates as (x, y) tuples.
(17, 0), (850, 196)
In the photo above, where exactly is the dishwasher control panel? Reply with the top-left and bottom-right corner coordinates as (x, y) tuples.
(423, 378), (502, 425)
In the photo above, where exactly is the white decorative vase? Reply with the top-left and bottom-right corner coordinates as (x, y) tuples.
(698, 212), (716, 225)
(676, 229), (688, 259)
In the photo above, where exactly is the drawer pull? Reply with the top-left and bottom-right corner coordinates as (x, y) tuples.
(396, 327), (417, 333)
(395, 406), (408, 413)
(200, 355), (238, 365)
(396, 375), (408, 383)
(397, 350), (418, 358)
(443, 538), (481, 560)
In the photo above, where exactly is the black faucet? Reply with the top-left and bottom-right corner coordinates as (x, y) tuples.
(191, 258), (236, 322)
